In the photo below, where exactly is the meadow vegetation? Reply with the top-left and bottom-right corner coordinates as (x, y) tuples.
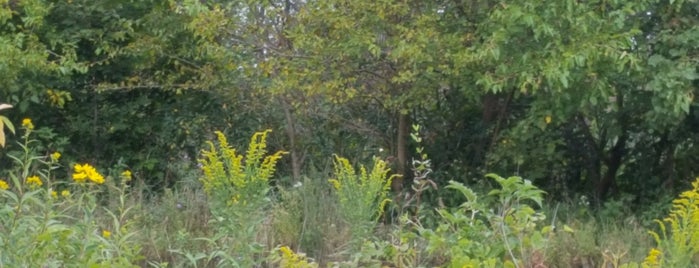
(0, 0), (697, 267)
(1, 118), (699, 267)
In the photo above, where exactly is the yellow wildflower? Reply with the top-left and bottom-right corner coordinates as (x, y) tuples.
(50, 152), (61, 161)
(643, 248), (662, 266)
(61, 190), (70, 197)
(279, 246), (316, 267)
(121, 170), (132, 182)
(102, 229), (111, 238)
(50, 190), (58, 198)
(231, 194), (239, 204)
(22, 118), (34, 130)
(0, 179), (9, 190)
(73, 163), (104, 184)
(26, 176), (43, 187)
(328, 179), (341, 190)
(280, 246), (296, 261)
(545, 115), (552, 124)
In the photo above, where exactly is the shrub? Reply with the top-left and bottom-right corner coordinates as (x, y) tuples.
(421, 174), (549, 267)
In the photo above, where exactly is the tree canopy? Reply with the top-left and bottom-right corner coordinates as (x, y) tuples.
(0, 0), (697, 204)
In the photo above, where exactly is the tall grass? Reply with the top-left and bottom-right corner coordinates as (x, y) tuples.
(1, 123), (696, 267)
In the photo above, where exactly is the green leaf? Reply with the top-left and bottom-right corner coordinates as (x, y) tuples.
(446, 180), (478, 203)
(563, 224), (574, 233)
(0, 120), (4, 148)
(1, 116), (15, 134)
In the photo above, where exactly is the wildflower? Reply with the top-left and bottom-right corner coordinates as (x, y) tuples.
(26, 176), (43, 187)
(50, 152), (61, 161)
(545, 115), (552, 124)
(0, 179), (9, 190)
(643, 248), (662, 266)
(61, 190), (70, 197)
(102, 229), (111, 238)
(328, 179), (341, 190)
(73, 163), (104, 184)
(51, 190), (58, 198)
(21, 118), (34, 130)
(279, 246), (315, 267)
(579, 195), (590, 206)
(280, 246), (296, 260)
(121, 170), (132, 182)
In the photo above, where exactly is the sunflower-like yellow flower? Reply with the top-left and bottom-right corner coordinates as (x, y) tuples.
(73, 163), (105, 184)
(22, 118), (34, 130)
(0, 179), (9, 190)
(26, 175), (43, 187)
(102, 229), (111, 238)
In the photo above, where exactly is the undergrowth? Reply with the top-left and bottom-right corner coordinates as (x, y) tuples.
(1, 116), (698, 267)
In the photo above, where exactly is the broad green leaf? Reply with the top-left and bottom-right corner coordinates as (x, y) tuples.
(0, 120), (4, 147)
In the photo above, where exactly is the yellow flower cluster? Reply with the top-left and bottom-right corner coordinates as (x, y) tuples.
(50, 189), (71, 198)
(648, 177), (699, 266)
(50, 152), (61, 161)
(121, 170), (132, 182)
(0, 179), (9, 190)
(73, 163), (105, 184)
(26, 176), (43, 187)
(22, 118), (34, 130)
(199, 130), (286, 200)
(278, 246), (317, 268)
(102, 229), (111, 238)
(642, 248), (662, 266)
(329, 155), (395, 221)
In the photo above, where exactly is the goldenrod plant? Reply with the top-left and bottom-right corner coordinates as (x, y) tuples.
(329, 155), (396, 249)
(196, 130), (286, 266)
(645, 177), (699, 267)
(199, 130), (286, 208)
(273, 246), (319, 268)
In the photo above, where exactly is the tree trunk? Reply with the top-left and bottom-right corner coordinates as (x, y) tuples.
(596, 92), (627, 200)
(281, 97), (301, 181)
(597, 134), (626, 200)
(392, 112), (409, 192)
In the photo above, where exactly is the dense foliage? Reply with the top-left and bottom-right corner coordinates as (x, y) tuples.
(0, 0), (697, 266)
(1, 0), (696, 203)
